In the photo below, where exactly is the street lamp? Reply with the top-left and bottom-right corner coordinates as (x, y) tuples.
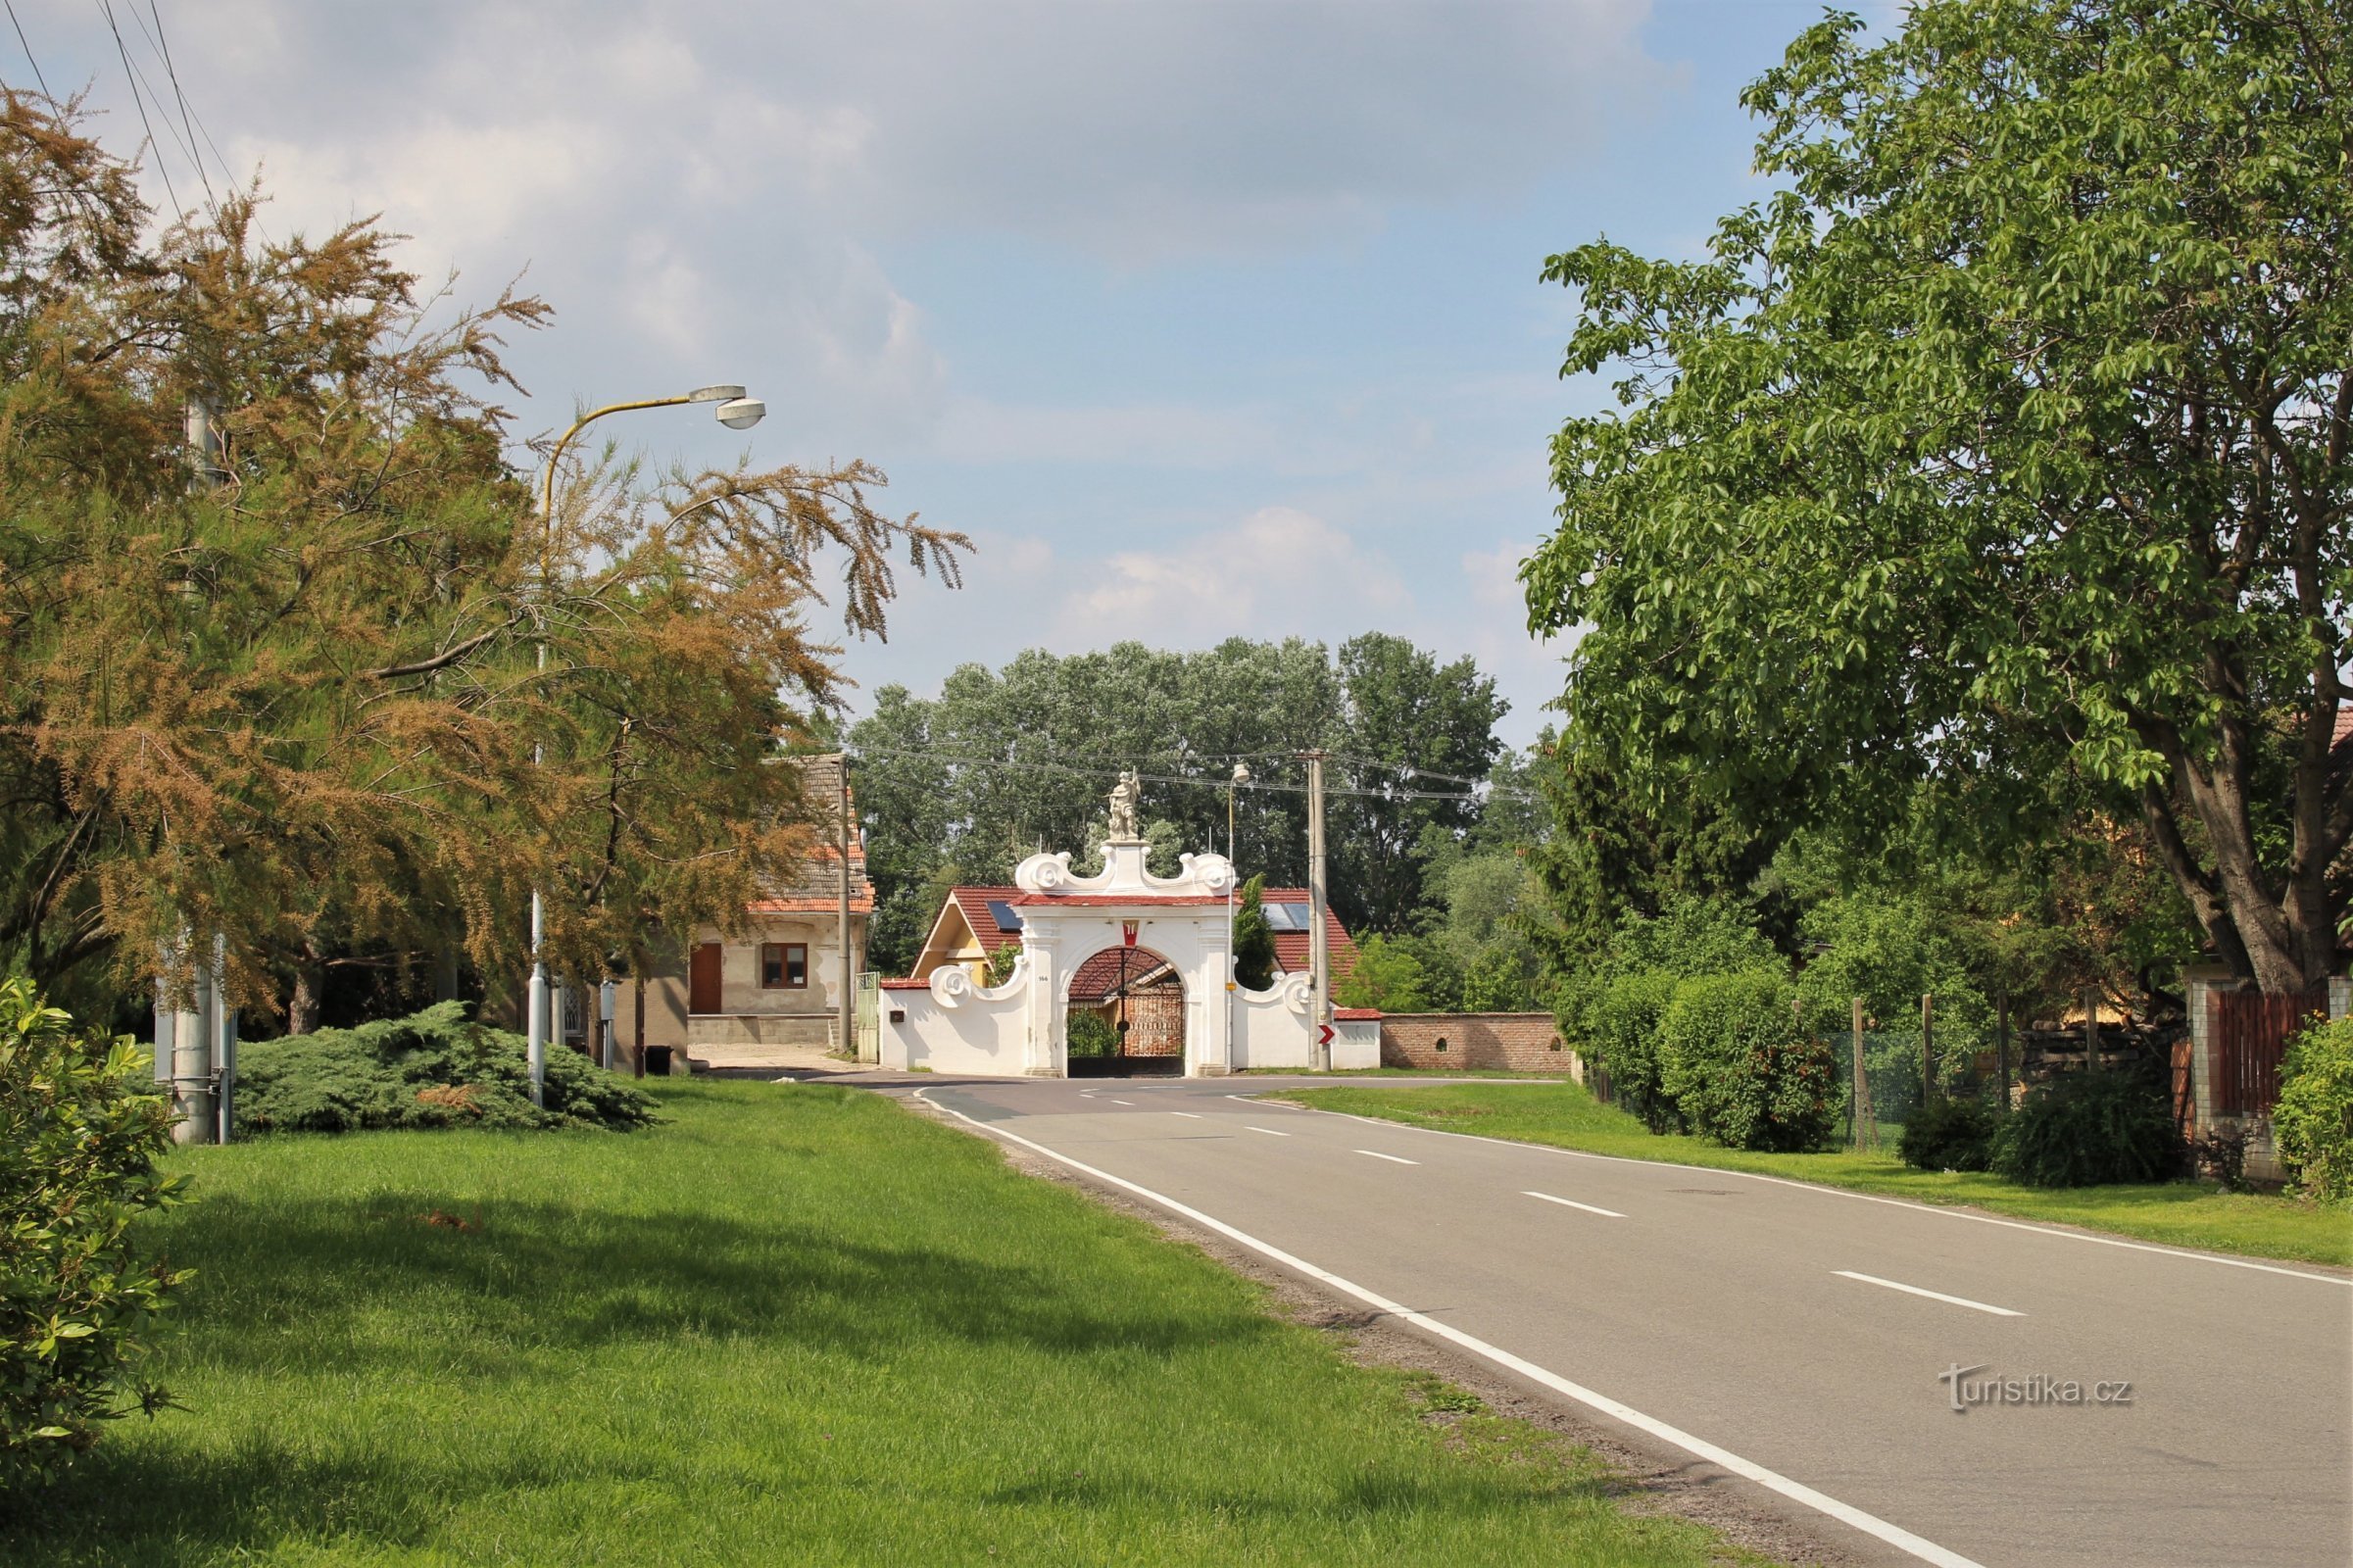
(526, 383), (765, 1107)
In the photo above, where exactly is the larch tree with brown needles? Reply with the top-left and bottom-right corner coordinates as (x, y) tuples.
(0, 91), (969, 1027)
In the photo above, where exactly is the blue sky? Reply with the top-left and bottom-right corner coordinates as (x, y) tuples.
(9, 0), (1887, 747)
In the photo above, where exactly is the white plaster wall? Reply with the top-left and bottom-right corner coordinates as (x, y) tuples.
(1230, 976), (1315, 1070)
(879, 973), (1027, 1076)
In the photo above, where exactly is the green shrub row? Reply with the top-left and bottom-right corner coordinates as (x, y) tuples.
(235, 1003), (657, 1135)
(1579, 966), (1837, 1152)
(1, 979), (190, 1482)
(2277, 1016), (2353, 1204)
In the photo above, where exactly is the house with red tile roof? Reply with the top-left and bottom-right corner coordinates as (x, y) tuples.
(611, 754), (871, 1060)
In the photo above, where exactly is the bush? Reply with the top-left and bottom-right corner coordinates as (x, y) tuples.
(1586, 970), (1683, 1133)
(2275, 1016), (2353, 1204)
(1658, 969), (1837, 1152)
(1897, 1097), (1997, 1172)
(1065, 1011), (1118, 1058)
(1, 978), (192, 1480)
(1989, 1068), (2178, 1188)
(235, 1003), (657, 1134)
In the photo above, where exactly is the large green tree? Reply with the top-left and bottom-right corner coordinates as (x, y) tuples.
(1524, 0), (2352, 994)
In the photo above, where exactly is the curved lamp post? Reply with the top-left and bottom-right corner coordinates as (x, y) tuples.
(527, 383), (765, 1107)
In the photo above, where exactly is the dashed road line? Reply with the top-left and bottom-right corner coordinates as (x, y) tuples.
(1835, 1271), (2023, 1318)
(911, 1088), (1987, 1568)
(1170, 1110), (1203, 1119)
(1356, 1150), (1418, 1165)
(1246, 1125), (1291, 1138)
(1106, 1098), (1136, 1106)
(1525, 1191), (1626, 1219)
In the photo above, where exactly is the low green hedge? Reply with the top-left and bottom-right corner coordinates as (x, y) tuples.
(1658, 969), (1838, 1152)
(1989, 1068), (2177, 1188)
(1897, 1097), (1997, 1172)
(2275, 1016), (2353, 1204)
(236, 1003), (656, 1134)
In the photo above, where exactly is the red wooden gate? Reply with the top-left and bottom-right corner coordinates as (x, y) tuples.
(2209, 990), (2327, 1115)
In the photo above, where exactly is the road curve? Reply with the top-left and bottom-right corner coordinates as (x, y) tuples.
(885, 1074), (2351, 1568)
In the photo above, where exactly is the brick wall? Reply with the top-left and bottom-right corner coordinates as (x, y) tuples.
(1378, 1012), (1581, 1079)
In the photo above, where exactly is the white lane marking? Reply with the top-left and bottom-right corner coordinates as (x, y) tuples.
(912, 1089), (1986, 1568)
(1246, 1125), (1291, 1138)
(1835, 1271), (2023, 1318)
(1288, 1102), (2350, 1287)
(1229, 1093), (1305, 1109)
(1106, 1098), (1136, 1106)
(1356, 1150), (1419, 1165)
(1171, 1111), (1203, 1119)
(1525, 1191), (1626, 1219)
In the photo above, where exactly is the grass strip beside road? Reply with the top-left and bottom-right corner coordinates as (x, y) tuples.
(7, 1079), (1765, 1567)
(1286, 1082), (2353, 1269)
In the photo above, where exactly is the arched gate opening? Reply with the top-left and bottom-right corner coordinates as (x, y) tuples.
(1064, 946), (1185, 1077)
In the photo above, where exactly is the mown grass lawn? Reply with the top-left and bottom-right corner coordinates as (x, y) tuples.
(1289, 1082), (2353, 1269)
(6, 1079), (1763, 1567)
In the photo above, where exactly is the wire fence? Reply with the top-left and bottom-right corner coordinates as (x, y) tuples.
(1827, 1026), (2010, 1152)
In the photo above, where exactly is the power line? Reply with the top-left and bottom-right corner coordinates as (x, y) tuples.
(96, 0), (183, 219)
(846, 744), (1537, 806)
(132, 0), (219, 215)
(5, 0), (54, 101)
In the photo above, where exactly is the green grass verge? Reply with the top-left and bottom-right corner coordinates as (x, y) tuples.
(7, 1079), (1764, 1566)
(1286, 1083), (2353, 1269)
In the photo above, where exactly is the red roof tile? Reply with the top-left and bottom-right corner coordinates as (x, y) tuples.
(1006, 894), (1229, 907)
(948, 887), (1026, 956)
(1334, 1007), (1382, 1020)
(878, 978), (931, 990)
(1067, 949), (1178, 1002)
(1259, 890), (1359, 982)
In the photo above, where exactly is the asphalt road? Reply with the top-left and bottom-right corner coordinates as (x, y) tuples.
(888, 1074), (2353, 1568)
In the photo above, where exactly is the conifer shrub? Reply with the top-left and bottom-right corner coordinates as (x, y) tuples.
(235, 1003), (656, 1134)
(1989, 1068), (2178, 1188)
(2274, 1016), (2353, 1204)
(1, 978), (191, 1481)
(1657, 969), (1837, 1152)
(1897, 1097), (1997, 1172)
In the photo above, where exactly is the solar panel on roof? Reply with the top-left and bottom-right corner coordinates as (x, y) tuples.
(1261, 902), (1310, 931)
(984, 900), (1024, 932)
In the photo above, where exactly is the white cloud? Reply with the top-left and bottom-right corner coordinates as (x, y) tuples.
(1060, 505), (1408, 645)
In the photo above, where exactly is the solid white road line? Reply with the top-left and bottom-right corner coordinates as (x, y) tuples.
(1287, 1101), (2350, 1287)
(1246, 1125), (1291, 1137)
(1356, 1150), (1419, 1165)
(1525, 1191), (1626, 1219)
(1230, 1093), (1306, 1109)
(1835, 1271), (2024, 1318)
(911, 1089), (1986, 1568)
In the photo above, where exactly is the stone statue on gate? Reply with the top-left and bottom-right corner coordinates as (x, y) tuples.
(1106, 768), (1142, 842)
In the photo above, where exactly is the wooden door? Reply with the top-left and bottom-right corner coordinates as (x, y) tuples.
(689, 943), (723, 1015)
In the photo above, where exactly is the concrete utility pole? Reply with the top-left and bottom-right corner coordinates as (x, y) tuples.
(1300, 749), (1331, 1072)
(166, 400), (226, 1145)
(837, 753), (855, 1060)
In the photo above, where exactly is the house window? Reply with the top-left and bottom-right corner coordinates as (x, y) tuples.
(761, 943), (809, 990)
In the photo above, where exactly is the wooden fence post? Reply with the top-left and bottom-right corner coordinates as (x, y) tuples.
(2083, 987), (2099, 1072)
(1851, 997), (1871, 1150)
(1995, 988), (2011, 1114)
(1921, 992), (1936, 1107)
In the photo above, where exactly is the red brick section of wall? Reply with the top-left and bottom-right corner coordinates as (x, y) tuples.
(1378, 1012), (1579, 1077)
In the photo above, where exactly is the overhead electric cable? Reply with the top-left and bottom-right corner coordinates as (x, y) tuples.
(5, 0), (54, 101)
(133, 0), (219, 214)
(96, 0), (183, 219)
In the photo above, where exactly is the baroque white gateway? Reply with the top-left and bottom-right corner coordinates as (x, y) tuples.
(877, 834), (1380, 1077)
